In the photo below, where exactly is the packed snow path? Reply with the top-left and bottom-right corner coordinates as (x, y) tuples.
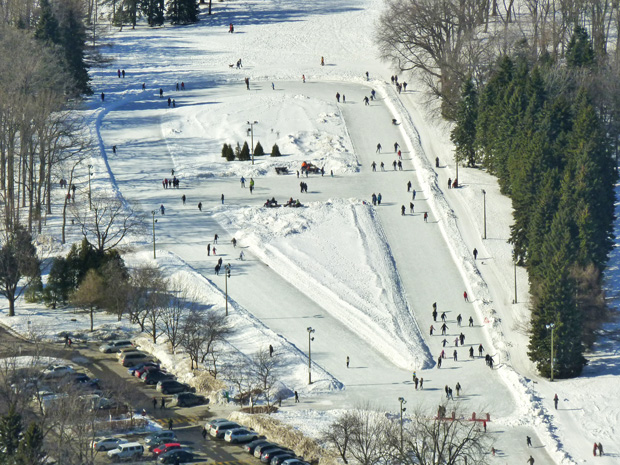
(99, 77), (555, 464)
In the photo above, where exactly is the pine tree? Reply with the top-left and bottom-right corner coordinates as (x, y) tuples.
(34, 0), (59, 44)
(0, 405), (22, 458)
(59, 6), (91, 95)
(167, 0), (199, 25)
(143, 0), (165, 26)
(238, 141), (250, 161)
(566, 25), (595, 68)
(450, 76), (478, 167)
(254, 142), (265, 156)
(16, 422), (45, 465)
(221, 143), (229, 158)
(271, 144), (282, 157)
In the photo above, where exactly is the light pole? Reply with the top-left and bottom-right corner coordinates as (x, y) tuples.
(224, 263), (231, 316)
(247, 121), (258, 165)
(482, 189), (487, 239)
(546, 323), (555, 381)
(307, 327), (315, 384)
(151, 210), (157, 259)
(398, 397), (406, 451)
(513, 257), (518, 304)
(88, 165), (93, 210)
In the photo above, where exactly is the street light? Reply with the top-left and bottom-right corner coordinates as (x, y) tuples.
(88, 165), (93, 210)
(224, 263), (231, 316)
(151, 210), (157, 259)
(247, 121), (258, 165)
(307, 327), (315, 384)
(398, 397), (407, 451)
(481, 189), (487, 240)
(546, 323), (555, 381)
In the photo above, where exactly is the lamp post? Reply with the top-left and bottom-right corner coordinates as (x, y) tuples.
(482, 189), (487, 239)
(247, 121), (258, 165)
(307, 327), (315, 384)
(151, 210), (157, 259)
(513, 258), (518, 304)
(546, 323), (555, 381)
(398, 397), (406, 451)
(224, 263), (231, 316)
(88, 165), (93, 210)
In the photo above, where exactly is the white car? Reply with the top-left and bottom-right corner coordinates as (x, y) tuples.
(42, 365), (74, 378)
(224, 428), (259, 443)
(99, 340), (134, 353)
(91, 437), (128, 451)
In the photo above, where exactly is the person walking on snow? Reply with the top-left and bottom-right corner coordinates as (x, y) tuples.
(432, 305), (438, 322)
(440, 323), (448, 335)
(527, 456), (535, 465)
(393, 160), (397, 170)
(429, 325), (434, 335)
(441, 312), (447, 322)
(593, 443), (598, 456)
(401, 205), (406, 216)
(410, 202), (414, 213)
(407, 181), (412, 192)
(473, 248), (478, 260)
(240, 176), (245, 187)
(371, 161), (376, 171)
(453, 350), (458, 361)
(527, 436), (532, 447)
(376, 143), (382, 153)
(455, 382), (461, 396)
(160, 204), (165, 215)
(424, 212), (428, 222)
(469, 346), (474, 359)
(160, 88), (163, 98)
(377, 193), (382, 205)
(553, 393), (559, 409)
(598, 443), (603, 456)
(214, 234), (218, 244)
(469, 316), (474, 327)
(394, 142), (399, 152)
(207, 244), (211, 255)
(478, 344), (484, 357)
(336, 92), (340, 102)
(346, 356), (350, 368)
(182, 195), (186, 205)
(463, 291), (469, 302)
(457, 314), (462, 326)
(198, 202), (202, 211)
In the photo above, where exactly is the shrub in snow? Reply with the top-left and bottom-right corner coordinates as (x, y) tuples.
(254, 141), (265, 156)
(271, 144), (281, 157)
(238, 141), (251, 161)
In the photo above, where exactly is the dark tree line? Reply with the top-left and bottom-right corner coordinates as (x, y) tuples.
(451, 27), (616, 377)
(108, 0), (199, 28)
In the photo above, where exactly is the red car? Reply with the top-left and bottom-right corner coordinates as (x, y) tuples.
(134, 364), (160, 378)
(152, 443), (181, 456)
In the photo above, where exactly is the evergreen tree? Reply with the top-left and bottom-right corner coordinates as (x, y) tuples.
(271, 144), (281, 157)
(254, 141), (265, 156)
(566, 25), (595, 68)
(450, 76), (478, 167)
(225, 144), (235, 161)
(221, 143), (230, 158)
(0, 226), (40, 317)
(59, 6), (91, 95)
(34, 0), (59, 44)
(43, 256), (76, 308)
(0, 405), (22, 458)
(16, 422), (45, 465)
(238, 141), (250, 161)
(166, 0), (199, 25)
(142, 0), (165, 26)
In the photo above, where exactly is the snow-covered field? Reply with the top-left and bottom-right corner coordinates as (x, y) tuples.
(1, 0), (619, 463)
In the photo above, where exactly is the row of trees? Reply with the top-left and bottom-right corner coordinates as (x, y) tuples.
(106, 0), (200, 27)
(322, 404), (489, 465)
(221, 142), (284, 161)
(378, 0), (620, 118)
(450, 27), (616, 377)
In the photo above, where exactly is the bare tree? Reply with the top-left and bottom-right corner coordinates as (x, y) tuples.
(159, 279), (193, 353)
(71, 193), (145, 254)
(321, 410), (359, 464)
(126, 264), (165, 333)
(180, 310), (209, 370)
(249, 348), (280, 411)
(390, 404), (491, 465)
(347, 405), (393, 465)
(201, 311), (233, 379)
(222, 355), (256, 407)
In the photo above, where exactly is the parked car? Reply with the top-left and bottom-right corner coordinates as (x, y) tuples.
(128, 361), (159, 376)
(224, 428), (258, 443)
(156, 380), (194, 394)
(152, 443), (182, 456)
(254, 443), (281, 458)
(99, 340), (134, 353)
(206, 418), (229, 432)
(158, 449), (194, 464)
(245, 439), (271, 454)
(210, 422), (241, 439)
(271, 453), (297, 465)
(117, 347), (140, 359)
(172, 392), (208, 407)
(134, 364), (162, 378)
(107, 442), (144, 461)
(71, 373), (100, 389)
(282, 459), (311, 465)
(119, 352), (153, 367)
(42, 365), (74, 379)
(91, 437), (128, 451)
(144, 431), (177, 445)
(142, 370), (175, 385)
(262, 448), (294, 464)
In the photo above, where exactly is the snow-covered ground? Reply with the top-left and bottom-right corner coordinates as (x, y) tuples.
(1, 0), (618, 463)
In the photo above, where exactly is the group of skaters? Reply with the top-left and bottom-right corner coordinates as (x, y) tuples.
(362, 89), (377, 106)
(390, 75), (407, 94)
(429, 301), (491, 369)
(299, 181), (309, 193)
(162, 176), (180, 188)
(239, 176), (256, 193)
